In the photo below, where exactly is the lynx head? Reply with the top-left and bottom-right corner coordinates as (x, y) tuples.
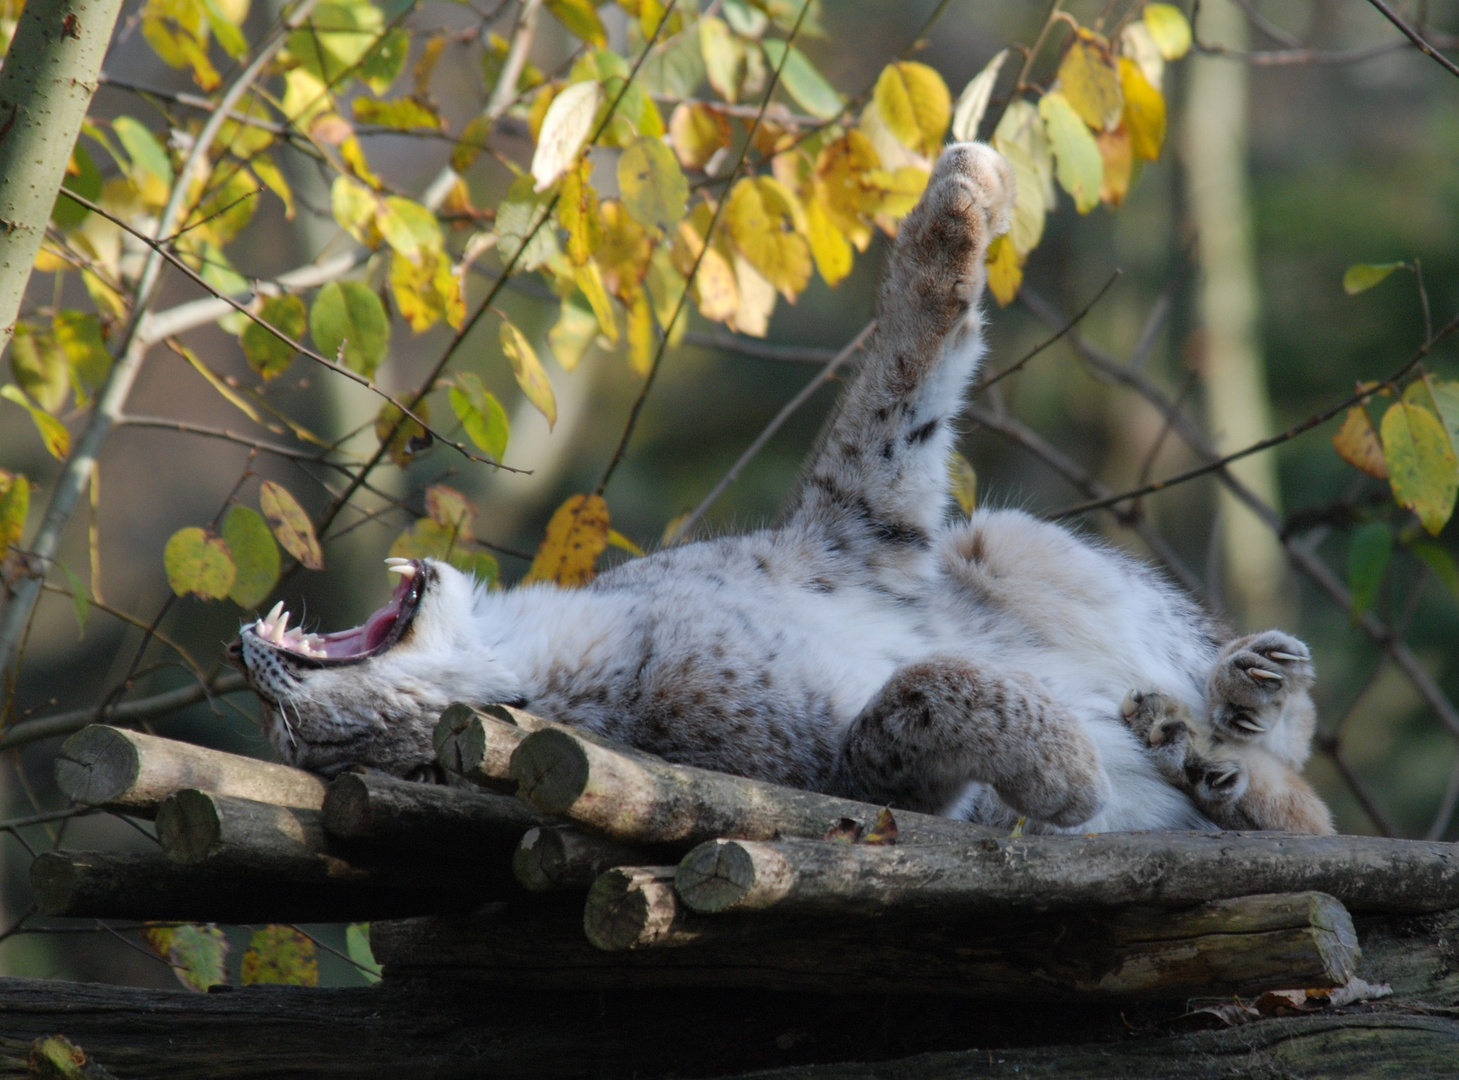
(230, 558), (520, 778)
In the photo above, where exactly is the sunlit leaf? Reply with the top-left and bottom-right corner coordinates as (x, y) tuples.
(1346, 521), (1392, 621)
(950, 48), (1007, 143)
(595, 200), (653, 300)
(549, 294), (601, 371)
(524, 493), (611, 586)
(531, 79), (602, 192)
(726, 176), (811, 300)
(500, 319), (557, 428)
(352, 96), (442, 130)
(557, 158), (603, 266)
(627, 290), (655, 375)
(760, 39), (842, 119)
(699, 16), (744, 102)
(375, 400), (430, 468)
(998, 141), (1046, 256)
(949, 452), (977, 515)
(242, 925), (318, 986)
(241, 294), (306, 380)
(389, 248), (462, 333)
(0, 384), (70, 458)
(805, 196), (852, 287)
(619, 136), (688, 232)
(425, 484), (475, 539)
(1333, 405), (1389, 478)
(450, 373), (510, 461)
(287, 0), (383, 83)
(1097, 127), (1133, 206)
(0, 471), (31, 555)
(1343, 262), (1405, 295)
(669, 103), (730, 171)
(310, 281), (389, 377)
(113, 115), (175, 187)
(575, 260), (618, 340)
(730, 253), (776, 337)
(546, 0), (606, 46)
(251, 153), (294, 218)
(1058, 29), (1122, 132)
(994, 100), (1055, 212)
(331, 176), (380, 247)
(164, 526), (236, 600)
(1382, 401), (1458, 536)
(143, 923), (230, 992)
(259, 480), (324, 570)
(1116, 57), (1166, 164)
(1143, 3), (1193, 60)
(1039, 90), (1103, 213)
(9, 323), (69, 413)
(496, 174), (560, 270)
(985, 232), (1021, 307)
(219, 505), (280, 609)
(873, 61), (950, 158)
(360, 26), (410, 96)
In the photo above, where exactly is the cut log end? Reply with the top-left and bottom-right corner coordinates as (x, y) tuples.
(155, 789), (224, 864)
(675, 839), (760, 913)
(321, 773), (374, 839)
(513, 826), (659, 892)
(583, 866), (696, 952)
(55, 725), (140, 807)
(512, 729), (591, 814)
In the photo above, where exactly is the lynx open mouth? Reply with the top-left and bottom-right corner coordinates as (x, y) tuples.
(237, 558), (426, 666)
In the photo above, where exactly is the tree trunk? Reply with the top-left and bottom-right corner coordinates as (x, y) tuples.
(0, 0), (124, 355)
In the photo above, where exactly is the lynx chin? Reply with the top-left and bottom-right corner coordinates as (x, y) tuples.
(233, 143), (1334, 836)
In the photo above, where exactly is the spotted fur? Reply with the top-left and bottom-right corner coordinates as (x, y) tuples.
(236, 143), (1331, 834)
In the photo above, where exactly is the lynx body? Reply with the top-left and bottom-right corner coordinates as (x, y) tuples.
(236, 144), (1332, 835)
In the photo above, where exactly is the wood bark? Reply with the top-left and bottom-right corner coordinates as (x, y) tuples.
(432, 703), (539, 791)
(508, 726), (991, 848)
(375, 888), (1358, 1000)
(54, 725), (326, 817)
(674, 832), (1459, 916)
(28, 851), (489, 922)
(513, 825), (664, 891)
(322, 771), (546, 857)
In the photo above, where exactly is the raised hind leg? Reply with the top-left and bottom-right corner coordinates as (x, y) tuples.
(836, 657), (1110, 826)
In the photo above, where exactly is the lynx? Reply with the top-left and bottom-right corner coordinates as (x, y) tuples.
(234, 143), (1333, 835)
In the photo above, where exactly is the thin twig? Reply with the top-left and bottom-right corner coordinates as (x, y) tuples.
(1363, 0), (1459, 77)
(976, 271), (1121, 393)
(681, 332), (843, 364)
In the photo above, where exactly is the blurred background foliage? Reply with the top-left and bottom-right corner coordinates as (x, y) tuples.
(0, 0), (1457, 988)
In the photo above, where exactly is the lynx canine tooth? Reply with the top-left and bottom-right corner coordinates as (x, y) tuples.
(387, 563), (416, 578)
(384, 557), (411, 566)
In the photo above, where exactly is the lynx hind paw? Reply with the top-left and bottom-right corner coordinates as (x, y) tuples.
(1208, 630), (1315, 741)
(1190, 758), (1250, 811)
(904, 144), (1014, 284)
(1121, 690), (1196, 784)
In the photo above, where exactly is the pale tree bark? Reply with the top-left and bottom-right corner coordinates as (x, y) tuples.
(1183, 0), (1292, 628)
(0, 0), (126, 355)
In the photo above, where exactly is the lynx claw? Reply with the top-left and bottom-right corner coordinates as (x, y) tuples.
(1247, 667), (1283, 683)
(1267, 650), (1305, 663)
(1231, 714), (1268, 734)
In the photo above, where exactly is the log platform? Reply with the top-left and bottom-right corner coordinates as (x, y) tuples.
(11, 707), (1459, 1078)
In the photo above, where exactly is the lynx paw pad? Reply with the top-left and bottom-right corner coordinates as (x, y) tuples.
(1191, 759), (1249, 808)
(1208, 630), (1314, 740)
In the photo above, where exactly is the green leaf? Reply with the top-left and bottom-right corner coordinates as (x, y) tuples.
(310, 281), (389, 377)
(241, 925), (318, 986)
(1410, 540), (1459, 599)
(359, 27), (410, 95)
(873, 61), (950, 158)
(1143, 3), (1192, 60)
(761, 40), (843, 120)
(241, 294), (307, 379)
(1038, 90), (1103, 213)
(950, 48), (1007, 143)
(143, 924), (230, 992)
(59, 564), (90, 638)
(201, 0), (249, 57)
(1429, 378), (1459, 451)
(618, 136), (688, 232)
(53, 142), (101, 228)
(1343, 261), (1405, 295)
(1382, 400), (1459, 536)
(496, 174), (560, 271)
(375, 400), (432, 468)
(221, 505), (281, 609)
(113, 115), (175, 187)
(500, 319), (557, 428)
(53, 311), (113, 404)
(545, 0), (606, 46)
(0, 384), (70, 458)
(259, 480), (325, 570)
(352, 96), (442, 130)
(0, 471), (30, 554)
(699, 16), (744, 103)
(164, 526), (237, 600)
(1347, 521), (1392, 621)
(9, 322), (70, 413)
(723, 0), (768, 37)
(449, 373), (510, 461)
(346, 924), (382, 983)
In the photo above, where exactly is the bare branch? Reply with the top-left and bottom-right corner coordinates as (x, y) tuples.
(976, 271), (1121, 393)
(1364, 0), (1459, 78)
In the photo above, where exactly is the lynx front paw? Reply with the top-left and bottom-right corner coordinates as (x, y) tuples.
(933, 142), (1015, 243)
(1208, 630), (1315, 741)
(1122, 689), (1196, 785)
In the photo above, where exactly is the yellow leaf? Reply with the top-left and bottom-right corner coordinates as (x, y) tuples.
(531, 79), (602, 192)
(1097, 127), (1133, 206)
(1333, 406), (1388, 479)
(1057, 29), (1123, 132)
(374, 400), (430, 468)
(725, 176), (812, 301)
(241, 926), (318, 986)
(596, 200), (652, 300)
(607, 528), (643, 556)
(949, 452), (978, 515)
(814, 130), (883, 251)
(549, 294), (600, 371)
(618, 136), (688, 232)
(0, 384), (69, 458)
(390, 248), (462, 332)
(985, 233), (1022, 307)
(1119, 57), (1166, 162)
(500, 319), (557, 428)
(546, 0), (607, 47)
(339, 136), (380, 188)
(950, 48), (1008, 143)
(1039, 91), (1103, 213)
(557, 158), (603, 266)
(524, 494), (611, 586)
(730, 254), (776, 337)
(1382, 401), (1458, 536)
(1144, 3), (1193, 60)
(872, 61), (950, 158)
(575, 260), (618, 341)
(251, 154), (294, 219)
(331, 176), (380, 247)
(627, 290), (655, 375)
(1120, 21), (1165, 87)
(669, 103), (730, 171)
(259, 480), (324, 570)
(805, 196), (852, 287)
(163, 526), (236, 600)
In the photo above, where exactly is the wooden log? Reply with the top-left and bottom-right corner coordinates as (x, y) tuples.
(29, 851), (490, 923)
(322, 772), (546, 858)
(54, 725), (326, 817)
(432, 702), (545, 791)
(583, 867), (699, 950)
(513, 826), (663, 892)
(508, 726), (991, 848)
(155, 789), (520, 895)
(374, 890), (1359, 1000)
(674, 832), (1459, 916)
